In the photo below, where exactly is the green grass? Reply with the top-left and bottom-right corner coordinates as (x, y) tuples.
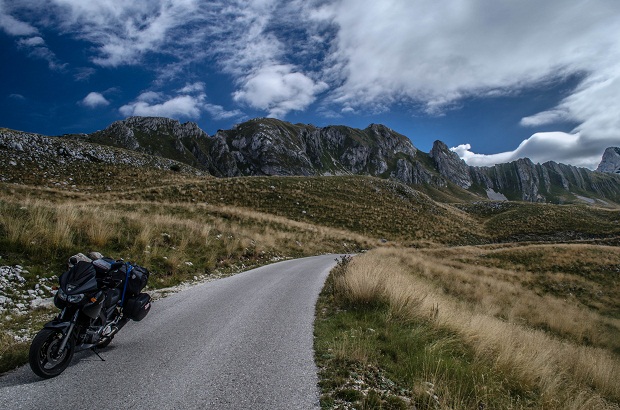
(316, 250), (620, 409)
(315, 259), (531, 409)
(0, 182), (370, 373)
(107, 175), (488, 246)
(3, 156), (620, 401)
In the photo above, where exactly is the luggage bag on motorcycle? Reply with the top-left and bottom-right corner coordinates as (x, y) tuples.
(123, 293), (151, 321)
(125, 265), (150, 296)
(111, 263), (150, 295)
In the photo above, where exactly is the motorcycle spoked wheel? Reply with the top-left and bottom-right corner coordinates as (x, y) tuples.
(29, 328), (75, 378)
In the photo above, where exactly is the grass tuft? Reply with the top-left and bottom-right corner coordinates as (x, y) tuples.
(316, 249), (620, 409)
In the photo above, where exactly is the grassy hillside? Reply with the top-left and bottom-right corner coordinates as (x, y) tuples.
(2, 163), (620, 406)
(316, 247), (620, 409)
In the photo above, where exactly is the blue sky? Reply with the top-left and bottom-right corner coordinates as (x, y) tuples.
(1, 0), (619, 169)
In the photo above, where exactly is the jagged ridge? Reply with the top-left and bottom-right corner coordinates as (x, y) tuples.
(2, 117), (620, 206)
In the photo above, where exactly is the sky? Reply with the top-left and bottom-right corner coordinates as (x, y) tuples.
(1, 0), (619, 170)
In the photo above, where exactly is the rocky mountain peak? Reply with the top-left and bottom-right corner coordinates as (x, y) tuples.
(429, 140), (472, 189)
(597, 147), (620, 174)
(8, 116), (618, 206)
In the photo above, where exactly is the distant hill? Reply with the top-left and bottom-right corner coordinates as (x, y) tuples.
(2, 116), (620, 206)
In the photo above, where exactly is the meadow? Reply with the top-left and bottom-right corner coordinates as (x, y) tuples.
(316, 247), (620, 409)
(1, 164), (619, 409)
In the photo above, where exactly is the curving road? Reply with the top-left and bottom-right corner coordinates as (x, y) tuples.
(0, 254), (340, 409)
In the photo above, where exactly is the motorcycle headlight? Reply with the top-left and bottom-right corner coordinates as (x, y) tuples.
(66, 293), (85, 303)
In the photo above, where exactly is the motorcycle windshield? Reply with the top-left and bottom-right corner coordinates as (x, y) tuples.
(59, 261), (98, 294)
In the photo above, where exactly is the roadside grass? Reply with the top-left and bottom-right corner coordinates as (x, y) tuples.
(315, 250), (620, 409)
(3, 162), (620, 399)
(0, 308), (56, 374)
(0, 189), (371, 374)
(417, 244), (620, 352)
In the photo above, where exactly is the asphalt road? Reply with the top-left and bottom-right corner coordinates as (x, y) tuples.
(0, 254), (341, 409)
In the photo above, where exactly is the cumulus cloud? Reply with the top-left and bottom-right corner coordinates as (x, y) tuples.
(81, 92), (109, 108)
(120, 83), (242, 121)
(315, 0), (620, 168)
(120, 93), (204, 118)
(206, 0), (328, 117)
(233, 64), (328, 117)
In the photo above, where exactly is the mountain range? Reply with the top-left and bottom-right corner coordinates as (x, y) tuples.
(2, 116), (619, 206)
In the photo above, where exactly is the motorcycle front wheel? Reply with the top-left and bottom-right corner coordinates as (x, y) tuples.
(29, 328), (75, 378)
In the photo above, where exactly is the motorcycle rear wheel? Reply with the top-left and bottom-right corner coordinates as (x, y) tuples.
(29, 328), (75, 378)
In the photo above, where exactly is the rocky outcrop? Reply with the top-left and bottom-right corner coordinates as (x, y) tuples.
(3, 117), (620, 205)
(0, 127), (200, 184)
(465, 158), (620, 203)
(428, 140), (620, 203)
(87, 117), (422, 182)
(597, 147), (620, 174)
(429, 140), (472, 189)
(219, 119), (420, 178)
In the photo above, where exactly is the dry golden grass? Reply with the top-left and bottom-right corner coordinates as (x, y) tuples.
(0, 193), (373, 284)
(0, 189), (375, 373)
(338, 248), (620, 408)
(415, 244), (620, 351)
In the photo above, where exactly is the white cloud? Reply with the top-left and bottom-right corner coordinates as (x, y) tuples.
(520, 109), (570, 127)
(120, 94), (205, 119)
(135, 91), (162, 104)
(178, 82), (205, 94)
(120, 85), (243, 121)
(39, 0), (203, 67)
(452, 131), (607, 169)
(318, 1), (619, 111)
(0, 0), (38, 36)
(314, 0), (620, 168)
(81, 92), (109, 108)
(205, 0), (327, 117)
(204, 103), (244, 121)
(233, 64), (328, 117)
(13, 33), (64, 70)
(17, 36), (44, 47)
(74, 67), (96, 81)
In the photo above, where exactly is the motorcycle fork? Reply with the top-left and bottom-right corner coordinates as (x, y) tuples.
(58, 309), (79, 353)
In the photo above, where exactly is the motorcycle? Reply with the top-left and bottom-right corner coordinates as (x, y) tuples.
(28, 257), (151, 378)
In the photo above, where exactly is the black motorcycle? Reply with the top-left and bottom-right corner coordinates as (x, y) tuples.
(29, 258), (151, 378)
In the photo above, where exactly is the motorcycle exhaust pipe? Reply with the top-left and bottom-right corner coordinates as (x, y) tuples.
(104, 317), (129, 339)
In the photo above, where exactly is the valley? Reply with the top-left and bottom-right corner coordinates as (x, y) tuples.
(1, 118), (619, 408)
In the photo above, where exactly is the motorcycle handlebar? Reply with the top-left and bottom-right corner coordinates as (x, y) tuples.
(98, 277), (123, 289)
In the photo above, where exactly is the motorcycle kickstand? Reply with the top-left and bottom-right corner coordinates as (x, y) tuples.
(91, 347), (106, 362)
